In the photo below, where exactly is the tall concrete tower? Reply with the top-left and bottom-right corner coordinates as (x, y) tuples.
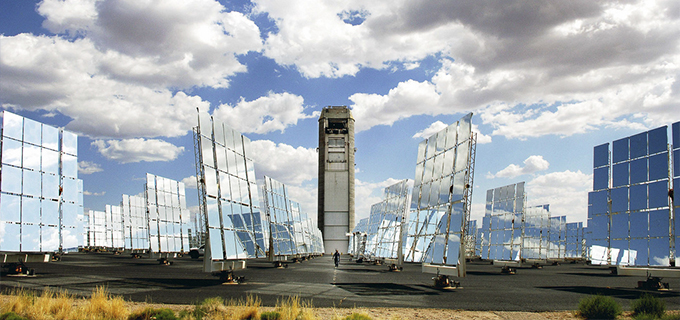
(318, 106), (355, 254)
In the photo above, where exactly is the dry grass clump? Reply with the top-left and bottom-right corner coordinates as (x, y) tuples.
(266, 296), (316, 320)
(1, 288), (75, 320)
(0, 287), (129, 320)
(0, 288), (319, 320)
(229, 295), (261, 320)
(183, 295), (266, 320)
(80, 286), (130, 320)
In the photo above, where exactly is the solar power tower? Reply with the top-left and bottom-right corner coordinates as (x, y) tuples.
(405, 113), (477, 282)
(0, 111), (83, 266)
(318, 106), (355, 254)
(194, 111), (266, 280)
(587, 122), (679, 280)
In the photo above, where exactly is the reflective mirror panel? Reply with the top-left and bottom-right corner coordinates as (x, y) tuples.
(629, 211), (647, 238)
(593, 143), (609, 168)
(648, 153), (668, 181)
(629, 184), (647, 211)
(612, 138), (629, 163)
(588, 124), (675, 266)
(629, 132), (647, 159)
(589, 215), (608, 241)
(42, 124), (59, 151)
(23, 169), (41, 197)
(648, 209), (669, 237)
(42, 149), (59, 175)
(196, 111), (269, 268)
(23, 118), (42, 146)
(648, 180), (668, 209)
(629, 239), (648, 266)
(198, 112), (213, 141)
(22, 196), (40, 224)
(23, 144), (41, 171)
(2, 164), (23, 194)
(42, 199), (59, 226)
(612, 163), (629, 187)
(435, 129), (446, 153)
(214, 121), (226, 146)
(62, 178), (78, 203)
(62, 154), (78, 178)
(648, 237), (669, 266)
(610, 213), (628, 239)
(589, 190), (609, 216)
(43, 226), (60, 251)
(2, 138), (22, 167)
(610, 187), (628, 213)
(407, 113), (473, 266)
(629, 158), (647, 184)
(593, 167), (609, 191)
(482, 182), (525, 261)
(145, 173), (191, 253)
(648, 126), (667, 154)
(21, 224), (41, 252)
(62, 131), (78, 156)
(610, 240), (627, 265)
(3, 111), (24, 140)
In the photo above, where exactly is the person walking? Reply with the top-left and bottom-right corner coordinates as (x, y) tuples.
(333, 249), (340, 268)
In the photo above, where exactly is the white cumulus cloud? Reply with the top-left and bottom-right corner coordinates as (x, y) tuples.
(327, 0), (680, 137)
(92, 138), (184, 163)
(412, 121), (448, 139)
(78, 161), (103, 174)
(1, 0), (263, 139)
(248, 140), (317, 185)
(488, 155), (550, 179)
(212, 92), (318, 135)
(181, 176), (198, 190)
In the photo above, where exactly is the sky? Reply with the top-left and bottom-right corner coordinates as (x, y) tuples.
(1, 0), (679, 230)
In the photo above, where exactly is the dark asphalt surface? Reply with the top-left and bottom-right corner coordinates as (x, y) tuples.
(1, 253), (679, 311)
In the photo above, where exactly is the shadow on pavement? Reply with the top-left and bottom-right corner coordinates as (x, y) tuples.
(334, 283), (439, 296)
(538, 286), (680, 300)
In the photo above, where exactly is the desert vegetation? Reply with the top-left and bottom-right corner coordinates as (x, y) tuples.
(2, 287), (680, 320)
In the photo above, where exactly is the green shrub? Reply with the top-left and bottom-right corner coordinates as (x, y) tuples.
(260, 311), (281, 320)
(342, 314), (372, 320)
(631, 294), (665, 319)
(128, 308), (178, 320)
(660, 314), (680, 320)
(0, 312), (28, 320)
(177, 309), (193, 319)
(578, 295), (621, 319)
(633, 314), (658, 320)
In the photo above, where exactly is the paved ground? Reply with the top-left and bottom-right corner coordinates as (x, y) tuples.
(1, 253), (679, 311)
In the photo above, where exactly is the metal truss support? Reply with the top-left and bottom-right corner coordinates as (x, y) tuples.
(193, 127), (207, 249)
